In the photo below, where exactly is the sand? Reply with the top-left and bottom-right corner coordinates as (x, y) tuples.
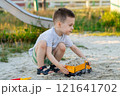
(0, 34), (120, 80)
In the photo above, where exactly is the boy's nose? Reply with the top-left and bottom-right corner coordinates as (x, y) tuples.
(71, 26), (74, 30)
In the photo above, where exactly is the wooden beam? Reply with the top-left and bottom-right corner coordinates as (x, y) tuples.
(42, 0), (46, 10)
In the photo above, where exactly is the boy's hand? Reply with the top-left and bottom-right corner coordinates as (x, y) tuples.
(85, 58), (91, 66)
(88, 61), (91, 66)
(59, 64), (69, 74)
(86, 60), (91, 66)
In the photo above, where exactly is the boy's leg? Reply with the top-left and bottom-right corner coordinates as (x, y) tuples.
(53, 42), (66, 62)
(49, 42), (66, 73)
(35, 40), (53, 74)
(35, 40), (47, 68)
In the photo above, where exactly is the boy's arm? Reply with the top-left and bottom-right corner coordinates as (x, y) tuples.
(70, 44), (91, 64)
(46, 47), (69, 74)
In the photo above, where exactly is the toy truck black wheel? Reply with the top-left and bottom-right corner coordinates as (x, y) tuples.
(75, 71), (82, 76)
(87, 68), (92, 73)
(65, 73), (71, 77)
(78, 73), (82, 76)
(81, 69), (86, 74)
(65, 72), (75, 77)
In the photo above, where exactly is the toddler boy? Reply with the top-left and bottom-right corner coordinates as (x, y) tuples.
(29, 8), (90, 75)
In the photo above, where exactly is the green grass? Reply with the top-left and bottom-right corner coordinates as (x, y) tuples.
(77, 45), (88, 49)
(8, 42), (34, 53)
(0, 56), (8, 63)
(1, 8), (120, 41)
(0, 50), (8, 63)
(61, 57), (66, 61)
(86, 32), (120, 36)
(0, 42), (34, 62)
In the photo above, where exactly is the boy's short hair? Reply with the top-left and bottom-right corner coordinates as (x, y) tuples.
(53, 8), (75, 24)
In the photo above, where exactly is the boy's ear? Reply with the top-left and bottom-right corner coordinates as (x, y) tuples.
(57, 21), (61, 27)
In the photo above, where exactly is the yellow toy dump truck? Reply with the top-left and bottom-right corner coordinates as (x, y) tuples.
(65, 61), (92, 77)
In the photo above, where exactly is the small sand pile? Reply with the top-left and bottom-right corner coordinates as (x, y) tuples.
(66, 58), (86, 66)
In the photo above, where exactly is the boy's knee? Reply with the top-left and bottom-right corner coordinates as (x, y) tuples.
(58, 43), (66, 52)
(39, 40), (47, 49)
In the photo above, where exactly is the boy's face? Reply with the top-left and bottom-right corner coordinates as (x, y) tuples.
(60, 17), (75, 35)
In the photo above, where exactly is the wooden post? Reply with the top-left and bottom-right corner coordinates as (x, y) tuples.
(60, 2), (63, 7)
(25, 0), (31, 9)
(25, 0), (28, 8)
(34, 0), (39, 12)
(86, 0), (90, 8)
(99, 0), (102, 7)
(42, 0), (46, 10)
(92, 0), (95, 6)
